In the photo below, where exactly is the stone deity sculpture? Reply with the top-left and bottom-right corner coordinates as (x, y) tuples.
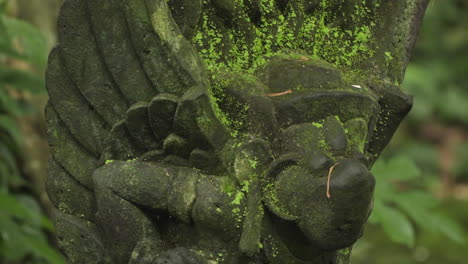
(45, 0), (429, 263)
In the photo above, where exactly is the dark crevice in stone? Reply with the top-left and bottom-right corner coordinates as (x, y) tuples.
(47, 101), (101, 162)
(56, 52), (114, 125)
(48, 48), (110, 156)
(52, 155), (94, 194)
(55, 48), (111, 132)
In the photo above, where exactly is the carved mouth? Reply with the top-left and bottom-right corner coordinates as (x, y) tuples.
(263, 157), (331, 261)
(264, 208), (335, 262)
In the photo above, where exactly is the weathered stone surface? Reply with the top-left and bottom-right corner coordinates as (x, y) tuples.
(306, 152), (333, 175)
(87, 0), (157, 103)
(280, 123), (322, 154)
(57, 0), (128, 125)
(148, 93), (178, 140)
(46, 158), (96, 221)
(100, 119), (142, 162)
(299, 159), (375, 250)
(53, 209), (110, 264)
(46, 0), (427, 263)
(344, 118), (369, 153)
(323, 116), (348, 153)
(174, 86), (229, 149)
(163, 133), (191, 157)
(168, 0), (203, 39)
(46, 48), (108, 156)
(45, 104), (98, 189)
(154, 248), (203, 264)
(126, 101), (160, 150)
(189, 148), (220, 173)
(120, 0), (195, 96)
(259, 57), (344, 93)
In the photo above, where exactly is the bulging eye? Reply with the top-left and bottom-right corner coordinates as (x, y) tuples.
(305, 152), (333, 175)
(266, 152), (299, 179)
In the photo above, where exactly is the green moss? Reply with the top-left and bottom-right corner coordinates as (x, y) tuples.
(192, 0), (381, 76)
(263, 182), (297, 220)
(312, 122), (323, 128)
(249, 159), (258, 169)
(231, 191), (244, 205)
(190, 0), (383, 139)
(221, 177), (236, 196)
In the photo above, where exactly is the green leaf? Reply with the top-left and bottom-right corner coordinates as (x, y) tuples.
(0, 141), (23, 186)
(16, 194), (43, 227)
(371, 200), (415, 247)
(23, 233), (67, 264)
(0, 14), (22, 59)
(0, 191), (37, 222)
(1, 14), (48, 68)
(393, 191), (439, 211)
(0, 88), (25, 115)
(393, 194), (439, 232)
(0, 213), (29, 261)
(0, 68), (45, 94)
(41, 215), (54, 231)
(0, 211), (66, 264)
(431, 213), (466, 244)
(371, 156), (421, 181)
(0, 162), (7, 190)
(0, 114), (22, 146)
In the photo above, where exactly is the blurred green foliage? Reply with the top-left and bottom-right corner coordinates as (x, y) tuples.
(355, 0), (468, 262)
(0, 1), (65, 263)
(370, 157), (465, 247)
(404, 0), (468, 125)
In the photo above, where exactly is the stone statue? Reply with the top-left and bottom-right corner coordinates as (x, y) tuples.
(45, 0), (429, 263)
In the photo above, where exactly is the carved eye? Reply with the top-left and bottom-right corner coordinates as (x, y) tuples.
(267, 152), (299, 179)
(306, 152), (333, 174)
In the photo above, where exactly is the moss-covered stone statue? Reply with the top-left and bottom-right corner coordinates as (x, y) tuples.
(45, 0), (429, 263)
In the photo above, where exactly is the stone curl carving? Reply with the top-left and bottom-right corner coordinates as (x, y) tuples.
(45, 0), (428, 263)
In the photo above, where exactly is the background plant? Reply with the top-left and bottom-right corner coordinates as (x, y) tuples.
(353, 0), (468, 263)
(0, 0), (65, 263)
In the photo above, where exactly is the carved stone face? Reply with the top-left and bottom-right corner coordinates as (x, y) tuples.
(88, 55), (381, 263)
(206, 55), (379, 257)
(46, 0), (418, 263)
(84, 49), (408, 263)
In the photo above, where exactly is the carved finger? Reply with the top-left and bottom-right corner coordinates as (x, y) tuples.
(148, 93), (179, 140)
(126, 101), (160, 150)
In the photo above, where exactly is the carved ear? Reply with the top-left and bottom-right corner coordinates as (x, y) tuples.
(367, 87), (413, 164)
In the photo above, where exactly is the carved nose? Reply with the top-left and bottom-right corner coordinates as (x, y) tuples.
(298, 159), (375, 250)
(264, 157), (375, 250)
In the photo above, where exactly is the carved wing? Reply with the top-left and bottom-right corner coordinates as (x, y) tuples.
(45, 0), (224, 262)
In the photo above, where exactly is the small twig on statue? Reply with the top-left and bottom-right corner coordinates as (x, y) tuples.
(265, 89), (292, 97)
(327, 163), (339, 199)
